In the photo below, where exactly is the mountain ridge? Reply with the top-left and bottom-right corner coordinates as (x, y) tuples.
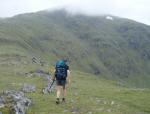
(0, 9), (150, 87)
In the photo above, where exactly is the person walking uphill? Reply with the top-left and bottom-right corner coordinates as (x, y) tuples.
(53, 59), (71, 104)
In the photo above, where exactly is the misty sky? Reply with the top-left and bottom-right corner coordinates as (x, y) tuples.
(0, 0), (150, 25)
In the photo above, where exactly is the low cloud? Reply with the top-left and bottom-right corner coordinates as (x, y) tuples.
(0, 0), (150, 25)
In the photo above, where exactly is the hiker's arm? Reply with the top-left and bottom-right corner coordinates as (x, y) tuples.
(51, 69), (56, 81)
(67, 70), (71, 85)
(49, 67), (55, 81)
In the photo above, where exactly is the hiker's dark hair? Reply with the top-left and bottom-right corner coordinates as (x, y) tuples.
(62, 57), (69, 63)
(63, 59), (68, 63)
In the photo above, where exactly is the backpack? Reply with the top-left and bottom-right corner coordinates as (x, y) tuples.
(55, 60), (67, 80)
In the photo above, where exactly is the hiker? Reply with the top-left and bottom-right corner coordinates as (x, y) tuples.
(53, 59), (71, 104)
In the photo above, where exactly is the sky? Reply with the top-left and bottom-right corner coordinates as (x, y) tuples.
(0, 0), (150, 25)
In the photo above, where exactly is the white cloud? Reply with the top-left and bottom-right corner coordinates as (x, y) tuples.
(0, 0), (150, 25)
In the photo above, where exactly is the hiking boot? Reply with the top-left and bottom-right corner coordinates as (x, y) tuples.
(56, 98), (60, 104)
(62, 98), (66, 103)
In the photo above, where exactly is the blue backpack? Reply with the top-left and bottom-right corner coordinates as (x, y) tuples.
(55, 60), (67, 80)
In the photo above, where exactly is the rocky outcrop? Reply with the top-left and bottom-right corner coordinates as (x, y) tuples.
(31, 57), (47, 66)
(42, 79), (55, 94)
(18, 68), (55, 94)
(22, 84), (36, 93)
(0, 96), (5, 109)
(0, 90), (31, 114)
(25, 70), (50, 80)
(24, 69), (55, 94)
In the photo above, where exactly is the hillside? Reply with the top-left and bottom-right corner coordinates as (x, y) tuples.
(0, 64), (150, 114)
(0, 10), (150, 87)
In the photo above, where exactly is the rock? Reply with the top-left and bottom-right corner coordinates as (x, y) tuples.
(103, 101), (107, 104)
(111, 101), (115, 105)
(39, 61), (46, 66)
(31, 57), (47, 66)
(34, 70), (50, 79)
(23, 68), (55, 94)
(1, 90), (31, 114)
(88, 111), (93, 114)
(64, 109), (69, 112)
(43, 80), (55, 94)
(32, 57), (38, 64)
(0, 96), (5, 108)
(25, 73), (33, 77)
(25, 70), (50, 80)
(96, 99), (101, 103)
(0, 111), (2, 114)
(107, 109), (112, 112)
(22, 84), (36, 93)
(95, 97), (102, 103)
(71, 108), (79, 114)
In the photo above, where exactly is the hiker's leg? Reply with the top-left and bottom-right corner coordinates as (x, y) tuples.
(62, 83), (67, 102)
(63, 87), (67, 98)
(56, 86), (63, 104)
(56, 86), (62, 98)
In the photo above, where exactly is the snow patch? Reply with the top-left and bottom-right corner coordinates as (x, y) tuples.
(106, 16), (114, 20)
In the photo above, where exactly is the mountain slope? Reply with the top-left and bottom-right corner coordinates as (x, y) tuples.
(0, 64), (150, 114)
(0, 10), (150, 87)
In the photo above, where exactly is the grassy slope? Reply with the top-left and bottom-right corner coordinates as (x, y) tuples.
(0, 10), (150, 87)
(0, 64), (150, 114)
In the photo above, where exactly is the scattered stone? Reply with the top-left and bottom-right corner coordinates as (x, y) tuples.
(107, 109), (112, 112)
(31, 57), (47, 66)
(0, 96), (5, 108)
(64, 109), (69, 112)
(96, 99), (101, 103)
(103, 101), (107, 104)
(0, 90), (31, 114)
(111, 101), (115, 105)
(25, 70), (50, 80)
(25, 73), (33, 77)
(87, 111), (93, 114)
(24, 69), (55, 94)
(22, 84), (36, 93)
(32, 57), (38, 64)
(42, 80), (55, 94)
(71, 108), (79, 114)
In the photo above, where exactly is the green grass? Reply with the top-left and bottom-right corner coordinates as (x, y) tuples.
(0, 64), (150, 114)
(1, 10), (150, 87)
(0, 10), (150, 113)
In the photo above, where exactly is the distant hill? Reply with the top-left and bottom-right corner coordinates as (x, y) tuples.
(0, 10), (150, 87)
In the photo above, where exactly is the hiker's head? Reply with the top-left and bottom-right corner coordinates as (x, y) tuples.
(57, 57), (69, 64)
(62, 58), (69, 65)
(63, 59), (67, 63)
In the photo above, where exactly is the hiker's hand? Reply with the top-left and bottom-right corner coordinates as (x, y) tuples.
(66, 84), (69, 89)
(52, 77), (55, 81)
